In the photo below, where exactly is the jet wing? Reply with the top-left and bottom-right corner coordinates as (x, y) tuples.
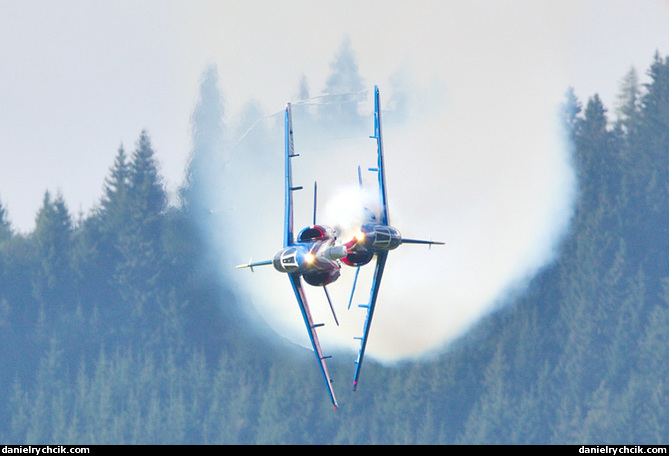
(350, 86), (444, 390)
(351, 86), (389, 391)
(352, 251), (388, 391)
(289, 273), (339, 409)
(371, 85), (390, 226)
(284, 103), (301, 248)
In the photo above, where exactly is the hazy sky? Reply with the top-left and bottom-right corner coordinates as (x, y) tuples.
(1, 0), (668, 233)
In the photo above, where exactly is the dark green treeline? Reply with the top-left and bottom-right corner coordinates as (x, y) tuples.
(1, 53), (668, 444)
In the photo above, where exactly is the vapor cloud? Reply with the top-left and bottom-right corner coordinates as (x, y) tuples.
(186, 16), (576, 364)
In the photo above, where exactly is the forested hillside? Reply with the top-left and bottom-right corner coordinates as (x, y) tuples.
(1, 53), (668, 444)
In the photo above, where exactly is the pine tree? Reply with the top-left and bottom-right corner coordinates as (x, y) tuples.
(127, 130), (166, 235)
(100, 145), (130, 235)
(319, 36), (366, 129)
(457, 346), (511, 443)
(632, 52), (669, 278)
(0, 200), (12, 325)
(561, 86), (583, 135)
(114, 131), (169, 342)
(31, 191), (75, 316)
(634, 289), (669, 440)
(577, 94), (623, 208)
(579, 383), (625, 443)
(181, 65), (225, 214)
(0, 200), (12, 243)
(614, 66), (643, 135)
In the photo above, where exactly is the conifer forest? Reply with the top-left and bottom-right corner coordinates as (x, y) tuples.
(1, 53), (668, 444)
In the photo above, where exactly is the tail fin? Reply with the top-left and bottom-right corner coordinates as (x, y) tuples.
(313, 181), (318, 226)
(347, 266), (361, 310)
(323, 286), (339, 326)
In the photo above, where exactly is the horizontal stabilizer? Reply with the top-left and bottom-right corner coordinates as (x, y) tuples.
(235, 259), (273, 271)
(347, 265), (361, 310)
(323, 285), (339, 326)
(401, 238), (445, 246)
